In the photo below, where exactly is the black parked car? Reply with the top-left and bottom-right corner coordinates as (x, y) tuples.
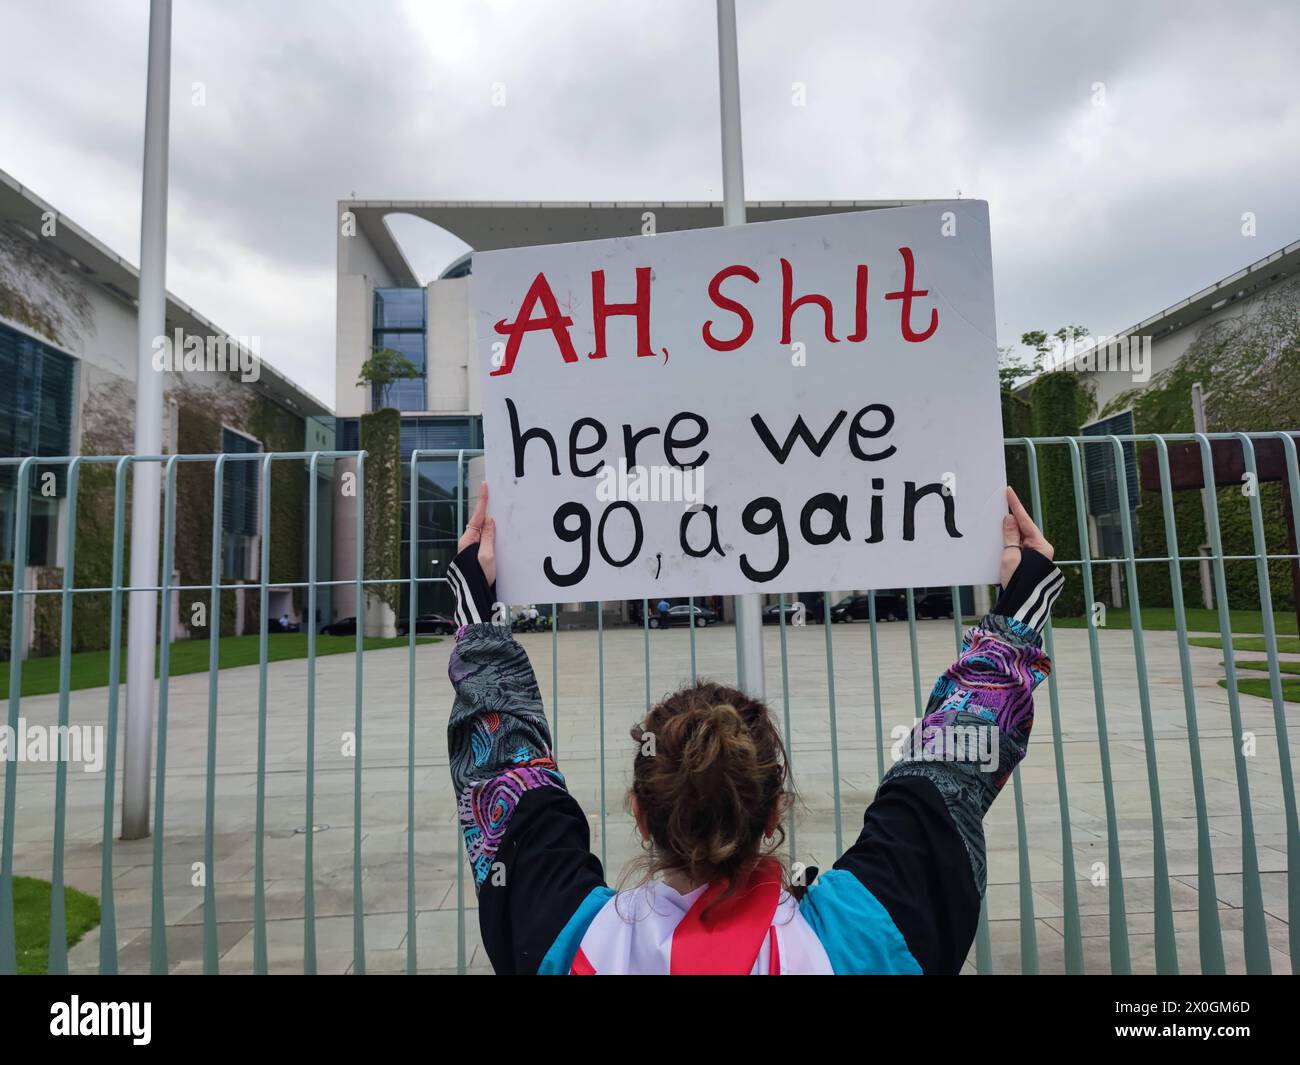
(319, 616), (356, 636)
(913, 588), (955, 620)
(763, 599), (824, 624)
(830, 595), (871, 623)
(649, 604), (718, 628)
(396, 613), (457, 636)
(762, 602), (799, 625)
(830, 591), (907, 622)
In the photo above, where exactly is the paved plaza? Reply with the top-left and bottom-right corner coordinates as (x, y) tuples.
(3, 618), (1295, 974)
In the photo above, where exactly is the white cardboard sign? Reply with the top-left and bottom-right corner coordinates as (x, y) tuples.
(472, 202), (1006, 604)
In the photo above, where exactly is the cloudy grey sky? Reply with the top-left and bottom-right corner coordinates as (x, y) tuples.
(3, 0), (1298, 405)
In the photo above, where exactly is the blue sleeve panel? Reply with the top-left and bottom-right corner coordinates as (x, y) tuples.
(537, 885), (617, 975)
(798, 869), (923, 975)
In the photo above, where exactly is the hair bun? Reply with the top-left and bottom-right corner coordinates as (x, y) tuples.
(679, 701), (754, 778)
(631, 680), (789, 892)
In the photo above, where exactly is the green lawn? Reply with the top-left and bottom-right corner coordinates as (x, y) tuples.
(1219, 677), (1300, 704)
(1053, 606), (1298, 635)
(0, 633), (438, 699)
(14, 876), (101, 975)
(1231, 658), (1300, 675)
(1191, 635), (1300, 654)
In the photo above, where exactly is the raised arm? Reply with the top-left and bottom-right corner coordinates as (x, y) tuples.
(446, 486), (608, 974)
(800, 487), (1063, 974)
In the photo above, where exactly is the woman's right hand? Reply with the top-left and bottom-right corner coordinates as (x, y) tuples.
(458, 483), (497, 586)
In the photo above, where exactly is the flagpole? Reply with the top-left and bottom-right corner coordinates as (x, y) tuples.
(715, 0), (765, 699)
(123, 0), (173, 839)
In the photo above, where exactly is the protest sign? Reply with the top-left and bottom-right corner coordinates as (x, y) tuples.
(472, 201), (1006, 604)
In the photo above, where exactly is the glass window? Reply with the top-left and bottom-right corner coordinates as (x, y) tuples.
(0, 323), (76, 466)
(0, 323), (75, 565)
(1082, 411), (1137, 557)
(221, 428), (260, 579)
(396, 415), (483, 617)
(374, 287), (426, 330)
(372, 288), (427, 412)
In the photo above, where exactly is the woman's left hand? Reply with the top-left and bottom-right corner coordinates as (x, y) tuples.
(1000, 486), (1053, 586)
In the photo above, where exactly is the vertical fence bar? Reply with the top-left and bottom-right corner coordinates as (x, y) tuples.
(777, 593), (795, 864)
(454, 458), (466, 974)
(406, 452), (420, 974)
(252, 454), (273, 975)
(1152, 436), (1224, 973)
(734, 594), (744, 684)
(867, 591), (884, 782)
(1195, 433), (1269, 972)
(97, 457), (132, 974)
(904, 588), (923, 720)
(0, 458), (35, 974)
(1066, 437), (1130, 973)
(688, 595), (697, 681)
(946, 590), (993, 972)
(1238, 433), (1299, 971)
(598, 601), (608, 871)
(352, 452), (367, 973)
(201, 456), (225, 975)
(551, 602), (559, 751)
(304, 456), (318, 975)
(1109, 436), (1178, 974)
(149, 457), (179, 974)
(46, 459), (81, 975)
(822, 591), (842, 856)
(1008, 770), (1037, 973)
(1278, 432), (1300, 971)
(1023, 440), (1084, 973)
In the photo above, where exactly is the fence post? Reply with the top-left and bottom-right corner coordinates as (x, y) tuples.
(123, 0), (173, 842)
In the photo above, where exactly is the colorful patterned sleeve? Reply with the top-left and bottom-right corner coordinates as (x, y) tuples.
(445, 543), (608, 974)
(800, 548), (1062, 974)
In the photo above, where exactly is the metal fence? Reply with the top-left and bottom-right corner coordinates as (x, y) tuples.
(0, 433), (1296, 974)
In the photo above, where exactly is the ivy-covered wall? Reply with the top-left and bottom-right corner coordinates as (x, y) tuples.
(1001, 390), (1033, 505)
(70, 376), (134, 652)
(360, 407), (402, 616)
(239, 394), (308, 634)
(1000, 371), (1096, 616)
(57, 379), (315, 654)
(0, 563), (61, 662)
(0, 228), (94, 350)
(173, 398), (232, 637)
(1103, 352), (1296, 613)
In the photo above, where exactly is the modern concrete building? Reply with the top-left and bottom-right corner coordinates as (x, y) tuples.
(0, 168), (334, 656)
(331, 199), (959, 626)
(1054, 239), (1300, 563)
(1075, 238), (1300, 418)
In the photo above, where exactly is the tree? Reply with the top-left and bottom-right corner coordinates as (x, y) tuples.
(998, 344), (1033, 391)
(1021, 325), (1089, 373)
(357, 346), (422, 409)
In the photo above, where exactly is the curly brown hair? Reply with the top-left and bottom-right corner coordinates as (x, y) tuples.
(628, 679), (792, 897)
